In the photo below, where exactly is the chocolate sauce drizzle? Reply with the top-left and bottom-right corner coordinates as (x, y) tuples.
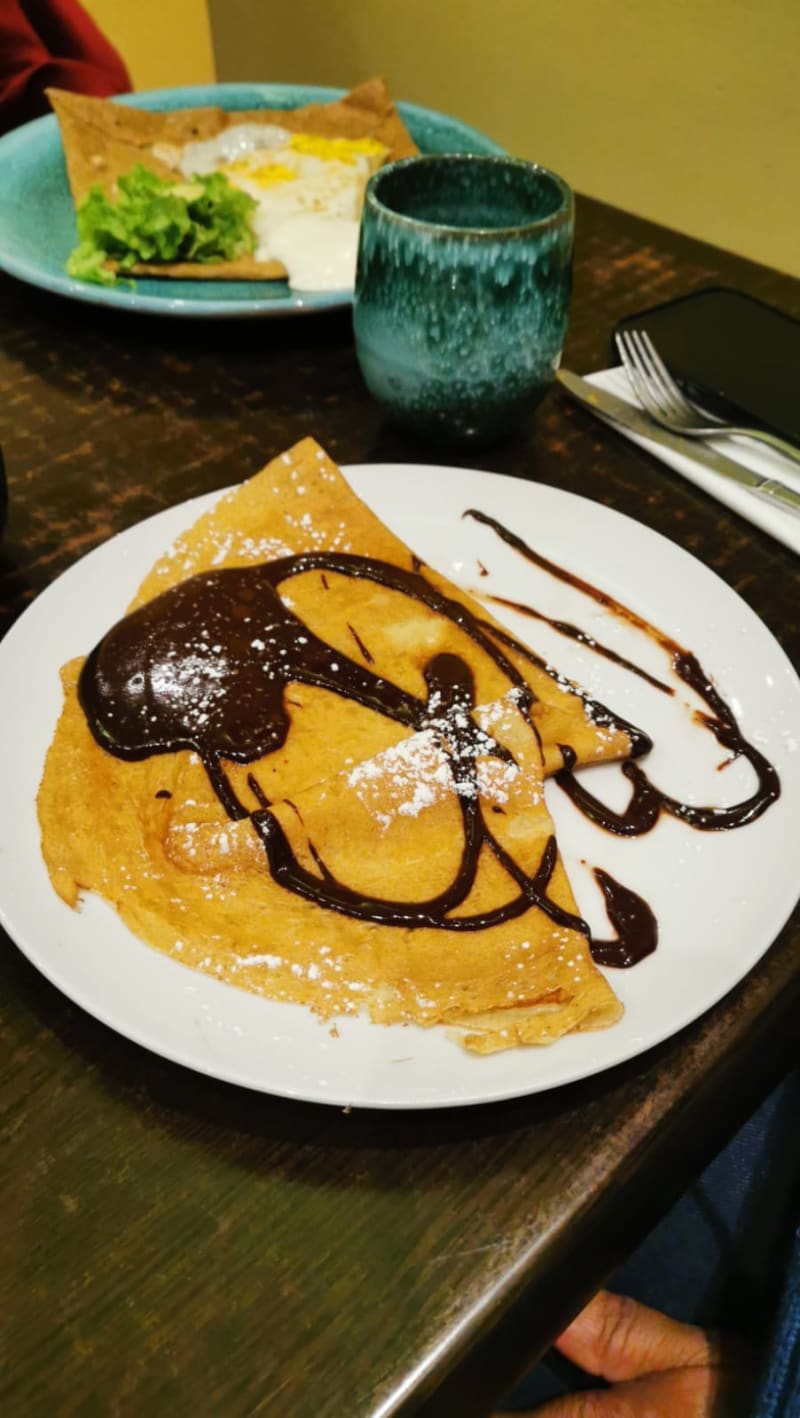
(78, 509), (780, 974)
(487, 592), (673, 696)
(79, 552), (576, 937)
(466, 509), (780, 835)
(347, 622), (374, 664)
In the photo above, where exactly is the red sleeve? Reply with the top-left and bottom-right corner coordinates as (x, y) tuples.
(0, 0), (131, 136)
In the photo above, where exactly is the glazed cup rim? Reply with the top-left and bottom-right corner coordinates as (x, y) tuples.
(364, 153), (574, 239)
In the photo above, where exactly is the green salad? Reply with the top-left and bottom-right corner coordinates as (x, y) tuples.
(66, 164), (258, 287)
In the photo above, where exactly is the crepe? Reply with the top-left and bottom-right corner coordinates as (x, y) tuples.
(48, 78), (418, 281)
(38, 438), (629, 1052)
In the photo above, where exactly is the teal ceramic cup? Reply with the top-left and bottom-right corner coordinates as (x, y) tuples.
(353, 153), (574, 445)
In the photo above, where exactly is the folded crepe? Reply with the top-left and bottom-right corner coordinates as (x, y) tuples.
(38, 438), (630, 1052)
(48, 78), (418, 281)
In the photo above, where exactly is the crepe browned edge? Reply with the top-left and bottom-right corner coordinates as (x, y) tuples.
(48, 78), (419, 282)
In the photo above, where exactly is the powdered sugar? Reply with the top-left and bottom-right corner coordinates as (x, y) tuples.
(345, 697), (536, 832)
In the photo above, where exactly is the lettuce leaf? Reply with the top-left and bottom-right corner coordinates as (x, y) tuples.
(66, 164), (258, 286)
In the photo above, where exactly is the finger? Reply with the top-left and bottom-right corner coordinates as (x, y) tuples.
(553, 1290), (721, 1382)
(500, 1363), (730, 1418)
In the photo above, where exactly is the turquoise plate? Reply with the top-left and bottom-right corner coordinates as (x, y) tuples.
(0, 83), (503, 318)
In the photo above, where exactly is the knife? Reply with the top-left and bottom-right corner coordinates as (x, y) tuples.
(557, 369), (800, 519)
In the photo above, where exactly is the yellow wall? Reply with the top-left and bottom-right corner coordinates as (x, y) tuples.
(209, 0), (800, 278)
(82, 0), (216, 91)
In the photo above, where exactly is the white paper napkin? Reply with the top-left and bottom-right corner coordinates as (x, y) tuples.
(588, 367), (800, 557)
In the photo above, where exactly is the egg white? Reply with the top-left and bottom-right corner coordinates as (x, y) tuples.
(154, 123), (385, 292)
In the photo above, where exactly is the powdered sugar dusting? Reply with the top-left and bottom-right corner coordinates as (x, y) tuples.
(156, 530), (295, 581)
(345, 692), (534, 832)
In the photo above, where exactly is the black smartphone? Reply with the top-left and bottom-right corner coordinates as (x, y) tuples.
(613, 287), (800, 443)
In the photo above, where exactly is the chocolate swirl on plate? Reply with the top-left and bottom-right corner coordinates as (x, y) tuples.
(465, 509), (780, 834)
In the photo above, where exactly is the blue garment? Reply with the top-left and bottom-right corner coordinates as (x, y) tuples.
(501, 1072), (800, 1415)
(753, 1224), (800, 1418)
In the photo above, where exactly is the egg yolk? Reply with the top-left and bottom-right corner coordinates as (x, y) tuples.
(224, 160), (297, 186)
(287, 134), (388, 164)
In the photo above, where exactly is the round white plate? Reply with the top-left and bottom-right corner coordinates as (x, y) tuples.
(1, 464), (798, 1108)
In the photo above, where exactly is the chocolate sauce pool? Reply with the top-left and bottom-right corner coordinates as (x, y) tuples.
(590, 871), (657, 969)
(78, 517), (780, 972)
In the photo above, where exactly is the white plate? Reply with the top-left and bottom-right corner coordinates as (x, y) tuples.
(1, 464), (798, 1108)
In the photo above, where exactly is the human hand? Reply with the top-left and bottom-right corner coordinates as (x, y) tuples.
(497, 1289), (751, 1416)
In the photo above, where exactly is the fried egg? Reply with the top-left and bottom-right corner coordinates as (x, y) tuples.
(153, 124), (387, 291)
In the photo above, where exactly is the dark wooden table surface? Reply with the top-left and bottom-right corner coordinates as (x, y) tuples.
(1, 196), (798, 1418)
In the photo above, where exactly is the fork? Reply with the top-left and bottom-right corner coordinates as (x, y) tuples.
(615, 329), (800, 466)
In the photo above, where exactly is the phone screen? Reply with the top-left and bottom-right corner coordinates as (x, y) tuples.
(614, 287), (800, 443)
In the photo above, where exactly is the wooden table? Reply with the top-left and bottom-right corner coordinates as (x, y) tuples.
(1, 197), (798, 1418)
